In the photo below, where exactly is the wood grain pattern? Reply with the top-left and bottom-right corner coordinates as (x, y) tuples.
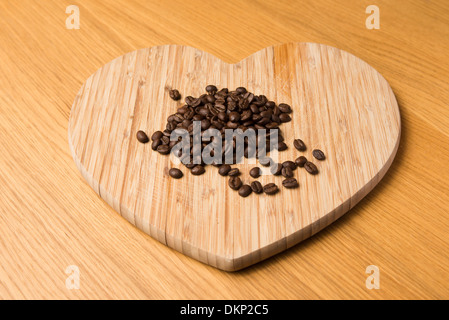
(1, 0), (449, 298)
(68, 43), (400, 271)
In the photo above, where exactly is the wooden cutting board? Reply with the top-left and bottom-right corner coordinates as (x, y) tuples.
(68, 43), (400, 271)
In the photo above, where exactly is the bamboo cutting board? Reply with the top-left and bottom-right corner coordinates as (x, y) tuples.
(68, 43), (400, 271)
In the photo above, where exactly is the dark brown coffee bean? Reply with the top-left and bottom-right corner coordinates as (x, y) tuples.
(282, 178), (299, 188)
(206, 85), (217, 94)
(161, 136), (170, 145)
(136, 130), (149, 143)
(263, 183), (279, 195)
(166, 121), (176, 131)
(201, 119), (211, 130)
(265, 122), (279, 129)
(270, 163), (282, 176)
(151, 131), (163, 141)
(238, 185), (252, 197)
(278, 103), (292, 113)
(151, 139), (161, 150)
(293, 139), (306, 151)
(185, 96), (195, 106)
(157, 144), (170, 155)
(312, 149), (326, 160)
(248, 167), (260, 179)
(218, 164), (232, 176)
(279, 113), (291, 123)
(229, 112), (241, 122)
(236, 87), (247, 94)
(277, 141), (288, 151)
(304, 161), (319, 175)
(169, 168), (183, 179)
(258, 157), (272, 167)
(228, 168), (240, 176)
(169, 89), (181, 100)
(281, 167), (293, 178)
(229, 176), (242, 190)
(191, 165), (205, 175)
(250, 181), (263, 194)
(282, 161), (296, 170)
(295, 156), (307, 167)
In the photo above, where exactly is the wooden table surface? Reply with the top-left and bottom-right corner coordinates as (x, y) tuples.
(1, 0), (448, 300)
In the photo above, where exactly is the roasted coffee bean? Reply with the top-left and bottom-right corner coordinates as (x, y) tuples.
(236, 87), (247, 94)
(218, 164), (232, 176)
(304, 161), (319, 175)
(282, 161), (297, 170)
(282, 178), (299, 189)
(312, 149), (326, 160)
(229, 176), (243, 190)
(157, 144), (170, 155)
(281, 167), (293, 178)
(191, 165), (205, 175)
(277, 141), (288, 151)
(251, 181), (263, 194)
(238, 185), (252, 197)
(169, 89), (181, 100)
(136, 130), (149, 143)
(249, 167), (261, 178)
(166, 121), (177, 131)
(293, 139), (306, 151)
(259, 157), (272, 167)
(229, 112), (241, 122)
(151, 131), (163, 141)
(263, 183), (279, 195)
(185, 96), (195, 106)
(161, 136), (170, 145)
(169, 168), (183, 179)
(278, 103), (292, 113)
(228, 168), (240, 176)
(206, 85), (218, 94)
(295, 156), (307, 167)
(270, 163), (282, 176)
(201, 119), (211, 130)
(279, 113), (291, 123)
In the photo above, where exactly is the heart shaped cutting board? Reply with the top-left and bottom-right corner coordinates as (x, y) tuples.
(68, 43), (400, 271)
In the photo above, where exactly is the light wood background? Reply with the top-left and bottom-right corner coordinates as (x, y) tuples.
(0, 0), (448, 299)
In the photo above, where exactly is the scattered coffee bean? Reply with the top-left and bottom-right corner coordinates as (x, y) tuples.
(304, 161), (319, 175)
(169, 89), (181, 101)
(206, 85), (217, 94)
(281, 167), (293, 178)
(277, 141), (288, 151)
(136, 130), (149, 143)
(312, 149), (326, 160)
(151, 131), (163, 141)
(279, 113), (291, 123)
(218, 164), (232, 176)
(251, 181), (263, 194)
(278, 103), (292, 113)
(259, 157), (272, 167)
(157, 144), (170, 154)
(228, 168), (240, 176)
(295, 156), (307, 167)
(169, 168), (183, 179)
(282, 161), (296, 170)
(270, 163), (282, 176)
(229, 176), (242, 190)
(263, 183), (279, 195)
(238, 185), (252, 197)
(151, 139), (161, 150)
(282, 178), (299, 188)
(293, 139), (306, 151)
(191, 165), (206, 175)
(249, 167), (261, 178)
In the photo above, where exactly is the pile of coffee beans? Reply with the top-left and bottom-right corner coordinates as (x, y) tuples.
(137, 85), (326, 197)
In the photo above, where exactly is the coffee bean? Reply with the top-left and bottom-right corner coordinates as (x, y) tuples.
(206, 85), (217, 94)
(249, 167), (261, 178)
(229, 176), (242, 190)
(218, 164), (232, 176)
(295, 156), (307, 167)
(312, 149), (326, 160)
(270, 163), (282, 176)
(304, 161), (318, 175)
(279, 113), (291, 123)
(136, 130), (149, 143)
(277, 141), (288, 151)
(259, 157), (272, 167)
(250, 181), (263, 194)
(281, 167), (293, 178)
(293, 139), (306, 151)
(157, 144), (170, 155)
(282, 178), (299, 188)
(228, 168), (240, 176)
(278, 103), (292, 113)
(151, 131), (163, 141)
(169, 168), (183, 179)
(229, 112), (241, 122)
(191, 165), (205, 175)
(238, 185), (252, 197)
(282, 161), (296, 170)
(236, 87), (247, 94)
(169, 89), (181, 100)
(151, 139), (161, 150)
(263, 183), (279, 195)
